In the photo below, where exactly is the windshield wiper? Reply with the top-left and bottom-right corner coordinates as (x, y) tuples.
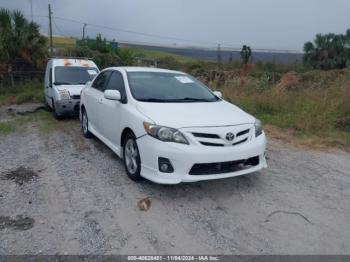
(169, 97), (212, 102)
(139, 98), (169, 102)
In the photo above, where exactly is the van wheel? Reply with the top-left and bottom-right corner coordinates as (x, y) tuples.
(52, 99), (62, 119)
(81, 109), (93, 138)
(123, 133), (141, 181)
(44, 97), (52, 112)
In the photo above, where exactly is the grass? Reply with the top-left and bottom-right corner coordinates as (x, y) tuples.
(216, 69), (350, 149)
(53, 36), (76, 48)
(0, 110), (77, 136)
(0, 80), (44, 105)
(0, 122), (16, 134)
(131, 47), (197, 64)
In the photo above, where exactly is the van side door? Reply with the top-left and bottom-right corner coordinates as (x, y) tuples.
(44, 61), (53, 106)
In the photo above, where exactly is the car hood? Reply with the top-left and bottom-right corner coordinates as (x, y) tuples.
(136, 100), (255, 128)
(55, 84), (85, 96)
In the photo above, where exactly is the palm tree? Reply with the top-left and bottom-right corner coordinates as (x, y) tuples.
(303, 30), (350, 70)
(240, 45), (252, 65)
(0, 8), (47, 67)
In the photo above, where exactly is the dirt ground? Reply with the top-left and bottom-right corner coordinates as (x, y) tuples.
(0, 104), (350, 255)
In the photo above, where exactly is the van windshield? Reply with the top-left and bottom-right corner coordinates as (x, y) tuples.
(54, 67), (98, 85)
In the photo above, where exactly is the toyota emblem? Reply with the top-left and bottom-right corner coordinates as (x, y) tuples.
(225, 132), (235, 141)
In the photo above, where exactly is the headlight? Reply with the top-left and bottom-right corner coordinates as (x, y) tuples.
(143, 122), (189, 144)
(255, 119), (263, 137)
(58, 89), (70, 100)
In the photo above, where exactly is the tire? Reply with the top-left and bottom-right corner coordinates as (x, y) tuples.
(123, 133), (141, 181)
(81, 109), (93, 138)
(52, 99), (62, 120)
(44, 97), (52, 112)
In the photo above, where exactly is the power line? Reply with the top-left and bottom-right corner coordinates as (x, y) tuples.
(29, 14), (301, 52)
(51, 15), (223, 47)
(52, 18), (64, 35)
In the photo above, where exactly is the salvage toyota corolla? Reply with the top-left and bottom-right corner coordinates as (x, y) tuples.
(80, 67), (267, 184)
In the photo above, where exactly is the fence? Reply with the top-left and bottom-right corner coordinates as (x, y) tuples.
(0, 59), (44, 87)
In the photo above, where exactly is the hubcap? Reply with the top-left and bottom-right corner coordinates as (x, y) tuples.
(125, 139), (138, 174)
(82, 112), (88, 134)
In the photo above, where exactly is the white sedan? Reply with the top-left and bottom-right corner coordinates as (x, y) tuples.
(80, 67), (267, 184)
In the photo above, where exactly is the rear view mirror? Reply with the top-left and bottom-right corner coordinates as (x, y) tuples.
(213, 91), (222, 99)
(104, 90), (121, 101)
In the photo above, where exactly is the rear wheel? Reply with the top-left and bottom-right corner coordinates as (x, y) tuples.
(123, 133), (141, 181)
(81, 109), (93, 138)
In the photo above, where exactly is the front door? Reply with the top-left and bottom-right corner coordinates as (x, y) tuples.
(84, 71), (111, 130)
(98, 71), (127, 148)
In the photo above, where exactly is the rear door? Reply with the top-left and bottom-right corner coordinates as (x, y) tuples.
(98, 71), (128, 147)
(84, 71), (111, 131)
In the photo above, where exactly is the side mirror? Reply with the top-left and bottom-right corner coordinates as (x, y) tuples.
(104, 90), (121, 101)
(213, 91), (222, 99)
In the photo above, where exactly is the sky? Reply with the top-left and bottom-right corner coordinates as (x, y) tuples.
(1, 0), (350, 51)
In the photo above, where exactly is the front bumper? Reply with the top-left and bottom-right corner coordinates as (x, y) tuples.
(137, 132), (267, 184)
(55, 99), (80, 115)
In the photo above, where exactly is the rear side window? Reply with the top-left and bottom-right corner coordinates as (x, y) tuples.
(105, 71), (127, 103)
(92, 71), (111, 92)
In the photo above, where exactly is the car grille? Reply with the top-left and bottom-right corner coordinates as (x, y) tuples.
(189, 156), (259, 176)
(190, 127), (252, 147)
(71, 95), (80, 100)
(192, 133), (220, 139)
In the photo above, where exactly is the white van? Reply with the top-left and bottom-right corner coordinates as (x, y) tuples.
(44, 58), (99, 118)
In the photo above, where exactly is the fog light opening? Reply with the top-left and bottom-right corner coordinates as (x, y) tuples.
(158, 157), (174, 173)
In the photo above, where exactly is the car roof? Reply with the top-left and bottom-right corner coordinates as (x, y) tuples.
(50, 58), (98, 68)
(106, 66), (185, 75)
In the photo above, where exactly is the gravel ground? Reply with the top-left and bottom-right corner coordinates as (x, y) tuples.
(0, 105), (350, 255)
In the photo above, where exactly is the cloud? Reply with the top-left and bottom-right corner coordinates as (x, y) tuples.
(2, 0), (350, 50)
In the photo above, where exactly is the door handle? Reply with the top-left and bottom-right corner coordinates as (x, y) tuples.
(98, 98), (103, 104)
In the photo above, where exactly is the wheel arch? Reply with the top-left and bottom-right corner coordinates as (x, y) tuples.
(121, 127), (135, 147)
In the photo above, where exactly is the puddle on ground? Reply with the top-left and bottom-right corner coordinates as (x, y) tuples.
(0, 215), (34, 231)
(2, 167), (38, 185)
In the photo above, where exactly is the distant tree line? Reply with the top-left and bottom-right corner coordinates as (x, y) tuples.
(71, 34), (135, 67)
(303, 30), (350, 70)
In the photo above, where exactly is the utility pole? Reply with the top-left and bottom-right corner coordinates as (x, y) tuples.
(48, 4), (53, 56)
(82, 23), (87, 41)
(30, 0), (33, 22)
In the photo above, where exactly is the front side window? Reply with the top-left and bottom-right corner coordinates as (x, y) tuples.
(54, 66), (98, 85)
(92, 71), (111, 91)
(127, 72), (219, 103)
(105, 72), (127, 102)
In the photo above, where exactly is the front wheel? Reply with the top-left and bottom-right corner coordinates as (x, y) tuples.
(52, 99), (62, 119)
(123, 133), (141, 181)
(44, 97), (52, 112)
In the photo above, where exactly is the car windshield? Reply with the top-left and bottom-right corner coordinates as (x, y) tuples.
(127, 72), (219, 102)
(54, 66), (98, 85)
